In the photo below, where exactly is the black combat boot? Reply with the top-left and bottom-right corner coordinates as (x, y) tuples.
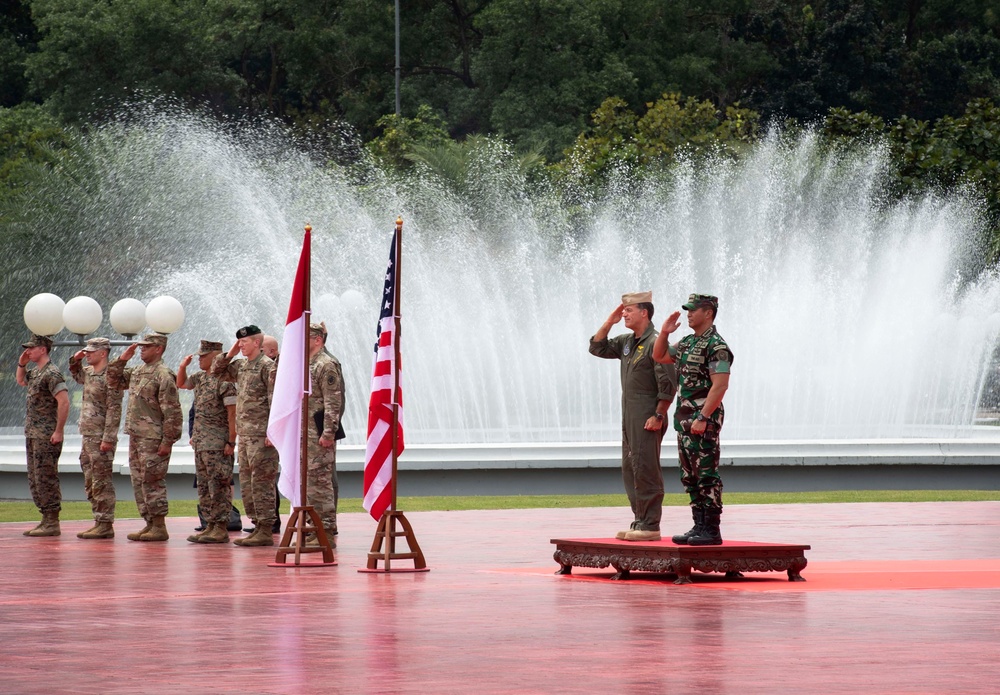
(671, 507), (704, 545)
(688, 507), (723, 546)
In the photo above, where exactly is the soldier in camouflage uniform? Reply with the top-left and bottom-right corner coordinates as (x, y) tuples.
(653, 294), (733, 546)
(212, 325), (278, 548)
(305, 322), (345, 547)
(68, 337), (123, 539)
(108, 333), (183, 542)
(178, 340), (237, 544)
(16, 334), (69, 537)
(590, 291), (677, 542)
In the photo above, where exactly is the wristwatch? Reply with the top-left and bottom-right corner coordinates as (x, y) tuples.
(695, 412), (707, 422)
(654, 413), (664, 421)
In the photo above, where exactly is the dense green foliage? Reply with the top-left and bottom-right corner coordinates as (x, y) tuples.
(1, 0), (999, 238)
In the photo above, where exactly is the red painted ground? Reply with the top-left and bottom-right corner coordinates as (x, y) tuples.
(1, 502), (999, 694)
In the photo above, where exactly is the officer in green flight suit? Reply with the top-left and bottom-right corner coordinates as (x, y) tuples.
(590, 291), (677, 541)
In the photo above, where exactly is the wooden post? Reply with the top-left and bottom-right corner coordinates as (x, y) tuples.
(271, 224), (335, 567)
(362, 216), (428, 573)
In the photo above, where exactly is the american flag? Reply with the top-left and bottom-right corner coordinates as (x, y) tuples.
(363, 227), (404, 520)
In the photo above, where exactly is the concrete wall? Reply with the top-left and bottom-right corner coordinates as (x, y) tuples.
(3, 438), (999, 501)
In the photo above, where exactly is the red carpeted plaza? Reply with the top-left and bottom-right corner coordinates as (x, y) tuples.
(2, 501), (999, 694)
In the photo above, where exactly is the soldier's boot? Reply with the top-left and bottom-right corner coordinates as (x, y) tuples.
(688, 508), (723, 546)
(26, 512), (61, 537)
(198, 523), (230, 544)
(22, 520), (44, 536)
(127, 519), (153, 541)
(138, 515), (169, 542)
(77, 522), (100, 539)
(232, 521), (258, 546)
(187, 523), (213, 544)
(671, 507), (705, 545)
(79, 522), (115, 539)
(239, 519), (276, 547)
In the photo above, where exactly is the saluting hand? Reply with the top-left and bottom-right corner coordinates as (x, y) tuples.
(662, 311), (682, 335)
(120, 343), (138, 361)
(72, 350), (86, 361)
(605, 304), (625, 326)
(180, 354), (193, 368)
(227, 343), (241, 358)
(18, 349), (31, 367)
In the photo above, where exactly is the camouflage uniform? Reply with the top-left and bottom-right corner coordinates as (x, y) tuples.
(108, 355), (183, 520)
(187, 371), (237, 528)
(24, 362), (68, 514)
(670, 325), (734, 510)
(69, 355), (123, 523)
(590, 323), (677, 532)
(212, 351), (277, 530)
(307, 348), (345, 537)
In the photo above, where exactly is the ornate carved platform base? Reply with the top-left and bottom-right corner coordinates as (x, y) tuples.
(551, 538), (810, 585)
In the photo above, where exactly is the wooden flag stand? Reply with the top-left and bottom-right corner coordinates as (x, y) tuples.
(360, 217), (428, 574)
(269, 224), (336, 568)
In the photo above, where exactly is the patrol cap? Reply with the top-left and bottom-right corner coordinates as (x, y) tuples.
(82, 337), (111, 352)
(135, 333), (168, 348)
(682, 294), (719, 311)
(621, 291), (652, 306)
(21, 334), (53, 350)
(309, 321), (327, 337)
(197, 340), (223, 355)
(236, 325), (262, 339)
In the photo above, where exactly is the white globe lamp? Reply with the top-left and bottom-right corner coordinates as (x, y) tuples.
(63, 296), (103, 336)
(340, 289), (365, 311)
(146, 296), (185, 334)
(110, 298), (147, 337)
(23, 293), (66, 336)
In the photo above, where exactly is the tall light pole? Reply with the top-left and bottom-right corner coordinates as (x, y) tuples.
(395, 0), (401, 116)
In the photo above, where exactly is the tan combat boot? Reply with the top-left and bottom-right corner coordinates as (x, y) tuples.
(26, 512), (61, 537)
(239, 520), (275, 547)
(77, 522), (100, 539)
(138, 515), (169, 542)
(23, 520), (44, 536)
(197, 524), (230, 544)
(79, 522), (114, 539)
(232, 521), (258, 546)
(187, 523), (213, 543)
(127, 519), (153, 541)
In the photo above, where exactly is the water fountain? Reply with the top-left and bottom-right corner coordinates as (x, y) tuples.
(3, 105), (999, 494)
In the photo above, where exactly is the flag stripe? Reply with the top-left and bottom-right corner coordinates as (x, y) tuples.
(363, 227), (404, 521)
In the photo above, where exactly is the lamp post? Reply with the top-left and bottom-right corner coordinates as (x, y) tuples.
(22, 293), (185, 346)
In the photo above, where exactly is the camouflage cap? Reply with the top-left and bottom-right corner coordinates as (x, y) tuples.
(135, 333), (168, 348)
(681, 294), (719, 311)
(82, 337), (111, 352)
(21, 334), (53, 350)
(236, 325), (262, 339)
(196, 339), (223, 355)
(621, 291), (652, 306)
(308, 321), (327, 337)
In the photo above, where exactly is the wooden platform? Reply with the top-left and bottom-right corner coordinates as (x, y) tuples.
(551, 537), (810, 584)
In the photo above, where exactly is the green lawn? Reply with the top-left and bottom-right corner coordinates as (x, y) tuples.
(1, 490), (998, 523)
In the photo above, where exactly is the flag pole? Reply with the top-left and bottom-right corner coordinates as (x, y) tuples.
(362, 216), (427, 573)
(270, 223), (335, 567)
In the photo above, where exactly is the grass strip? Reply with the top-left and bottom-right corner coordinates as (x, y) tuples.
(1, 489), (998, 523)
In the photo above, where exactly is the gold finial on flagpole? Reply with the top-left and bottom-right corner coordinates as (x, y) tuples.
(305, 223), (312, 233)
(395, 216), (403, 232)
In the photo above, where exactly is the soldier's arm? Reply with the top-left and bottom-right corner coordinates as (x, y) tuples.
(265, 360), (276, 407)
(589, 305), (624, 359)
(106, 357), (132, 390)
(68, 352), (86, 385)
(322, 362), (345, 438)
(210, 353), (237, 382)
(15, 350), (30, 387)
(176, 355), (194, 389)
(655, 360), (678, 404)
(652, 312), (682, 364)
(159, 372), (183, 446)
(103, 384), (124, 446)
(52, 388), (70, 445)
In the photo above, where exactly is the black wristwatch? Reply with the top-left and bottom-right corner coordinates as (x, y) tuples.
(654, 412), (664, 421)
(695, 412), (707, 422)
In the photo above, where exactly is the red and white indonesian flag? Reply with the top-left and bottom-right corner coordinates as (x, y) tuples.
(268, 229), (310, 509)
(363, 227), (404, 520)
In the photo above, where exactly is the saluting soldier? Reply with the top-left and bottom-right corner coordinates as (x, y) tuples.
(305, 322), (345, 547)
(68, 337), (123, 539)
(178, 340), (237, 544)
(653, 294), (733, 546)
(212, 325), (278, 547)
(107, 333), (183, 542)
(590, 291), (677, 542)
(16, 334), (69, 537)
